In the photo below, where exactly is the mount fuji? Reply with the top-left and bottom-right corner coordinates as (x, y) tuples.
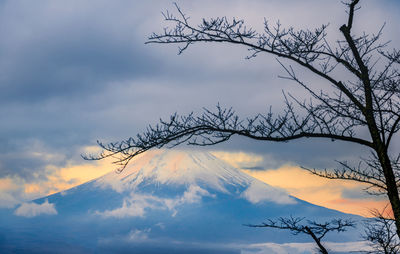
(0, 150), (364, 253)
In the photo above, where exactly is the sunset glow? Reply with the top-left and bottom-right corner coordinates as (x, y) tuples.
(242, 166), (389, 217)
(0, 149), (389, 218)
(1, 0), (399, 252)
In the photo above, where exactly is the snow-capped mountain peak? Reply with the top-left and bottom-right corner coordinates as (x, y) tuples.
(95, 149), (295, 204)
(97, 150), (251, 190)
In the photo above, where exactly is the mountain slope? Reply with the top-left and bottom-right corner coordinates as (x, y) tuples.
(0, 150), (363, 253)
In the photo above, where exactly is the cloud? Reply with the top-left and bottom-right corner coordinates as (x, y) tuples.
(98, 228), (153, 248)
(242, 242), (315, 254)
(166, 185), (215, 216)
(44, 157), (114, 192)
(211, 151), (265, 169)
(98, 179), (296, 220)
(0, 192), (19, 209)
(0, 139), (66, 179)
(98, 233), (244, 253)
(2, 0), (398, 184)
(0, 148), (389, 217)
(126, 229), (151, 242)
(244, 166), (388, 216)
(14, 199), (57, 217)
(212, 150), (295, 170)
(96, 185), (214, 218)
(97, 194), (165, 218)
(242, 180), (296, 205)
(242, 241), (371, 254)
(0, 145), (116, 208)
(180, 185), (215, 204)
(0, 176), (35, 208)
(0, 178), (20, 208)
(98, 235), (371, 254)
(0, 0), (399, 216)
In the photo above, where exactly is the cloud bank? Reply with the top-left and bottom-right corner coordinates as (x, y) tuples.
(0, 0), (398, 214)
(14, 199), (57, 217)
(244, 165), (388, 216)
(242, 241), (371, 254)
(97, 185), (214, 218)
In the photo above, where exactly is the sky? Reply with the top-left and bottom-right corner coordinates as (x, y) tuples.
(0, 0), (399, 216)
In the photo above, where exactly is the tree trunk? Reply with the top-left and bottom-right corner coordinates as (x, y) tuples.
(378, 148), (400, 239)
(364, 93), (400, 238)
(305, 227), (329, 254)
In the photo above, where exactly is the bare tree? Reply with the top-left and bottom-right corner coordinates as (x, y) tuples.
(246, 217), (355, 254)
(85, 0), (400, 238)
(362, 207), (400, 254)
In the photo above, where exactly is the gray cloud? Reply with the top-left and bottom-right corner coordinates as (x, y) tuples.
(0, 0), (399, 184)
(0, 1), (158, 105)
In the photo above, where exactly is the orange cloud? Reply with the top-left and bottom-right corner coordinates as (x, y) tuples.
(0, 178), (20, 192)
(0, 146), (162, 208)
(12, 160), (115, 199)
(211, 150), (388, 217)
(243, 166), (388, 217)
(208, 151), (390, 217)
(40, 159), (115, 196)
(1, 148), (390, 217)
(0, 146), (118, 206)
(211, 151), (263, 169)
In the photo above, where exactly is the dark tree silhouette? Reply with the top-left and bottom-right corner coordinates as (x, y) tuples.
(85, 0), (400, 238)
(362, 207), (400, 254)
(246, 217), (355, 254)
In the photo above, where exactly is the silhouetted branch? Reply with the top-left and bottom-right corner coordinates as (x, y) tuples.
(83, 104), (373, 172)
(362, 206), (400, 254)
(246, 216), (355, 254)
(89, 0), (400, 239)
(304, 153), (400, 196)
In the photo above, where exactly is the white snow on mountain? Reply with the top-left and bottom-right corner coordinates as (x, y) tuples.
(95, 149), (295, 205)
(242, 180), (296, 204)
(96, 150), (253, 190)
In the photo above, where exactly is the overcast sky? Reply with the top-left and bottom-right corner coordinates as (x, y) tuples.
(1, 0), (399, 208)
